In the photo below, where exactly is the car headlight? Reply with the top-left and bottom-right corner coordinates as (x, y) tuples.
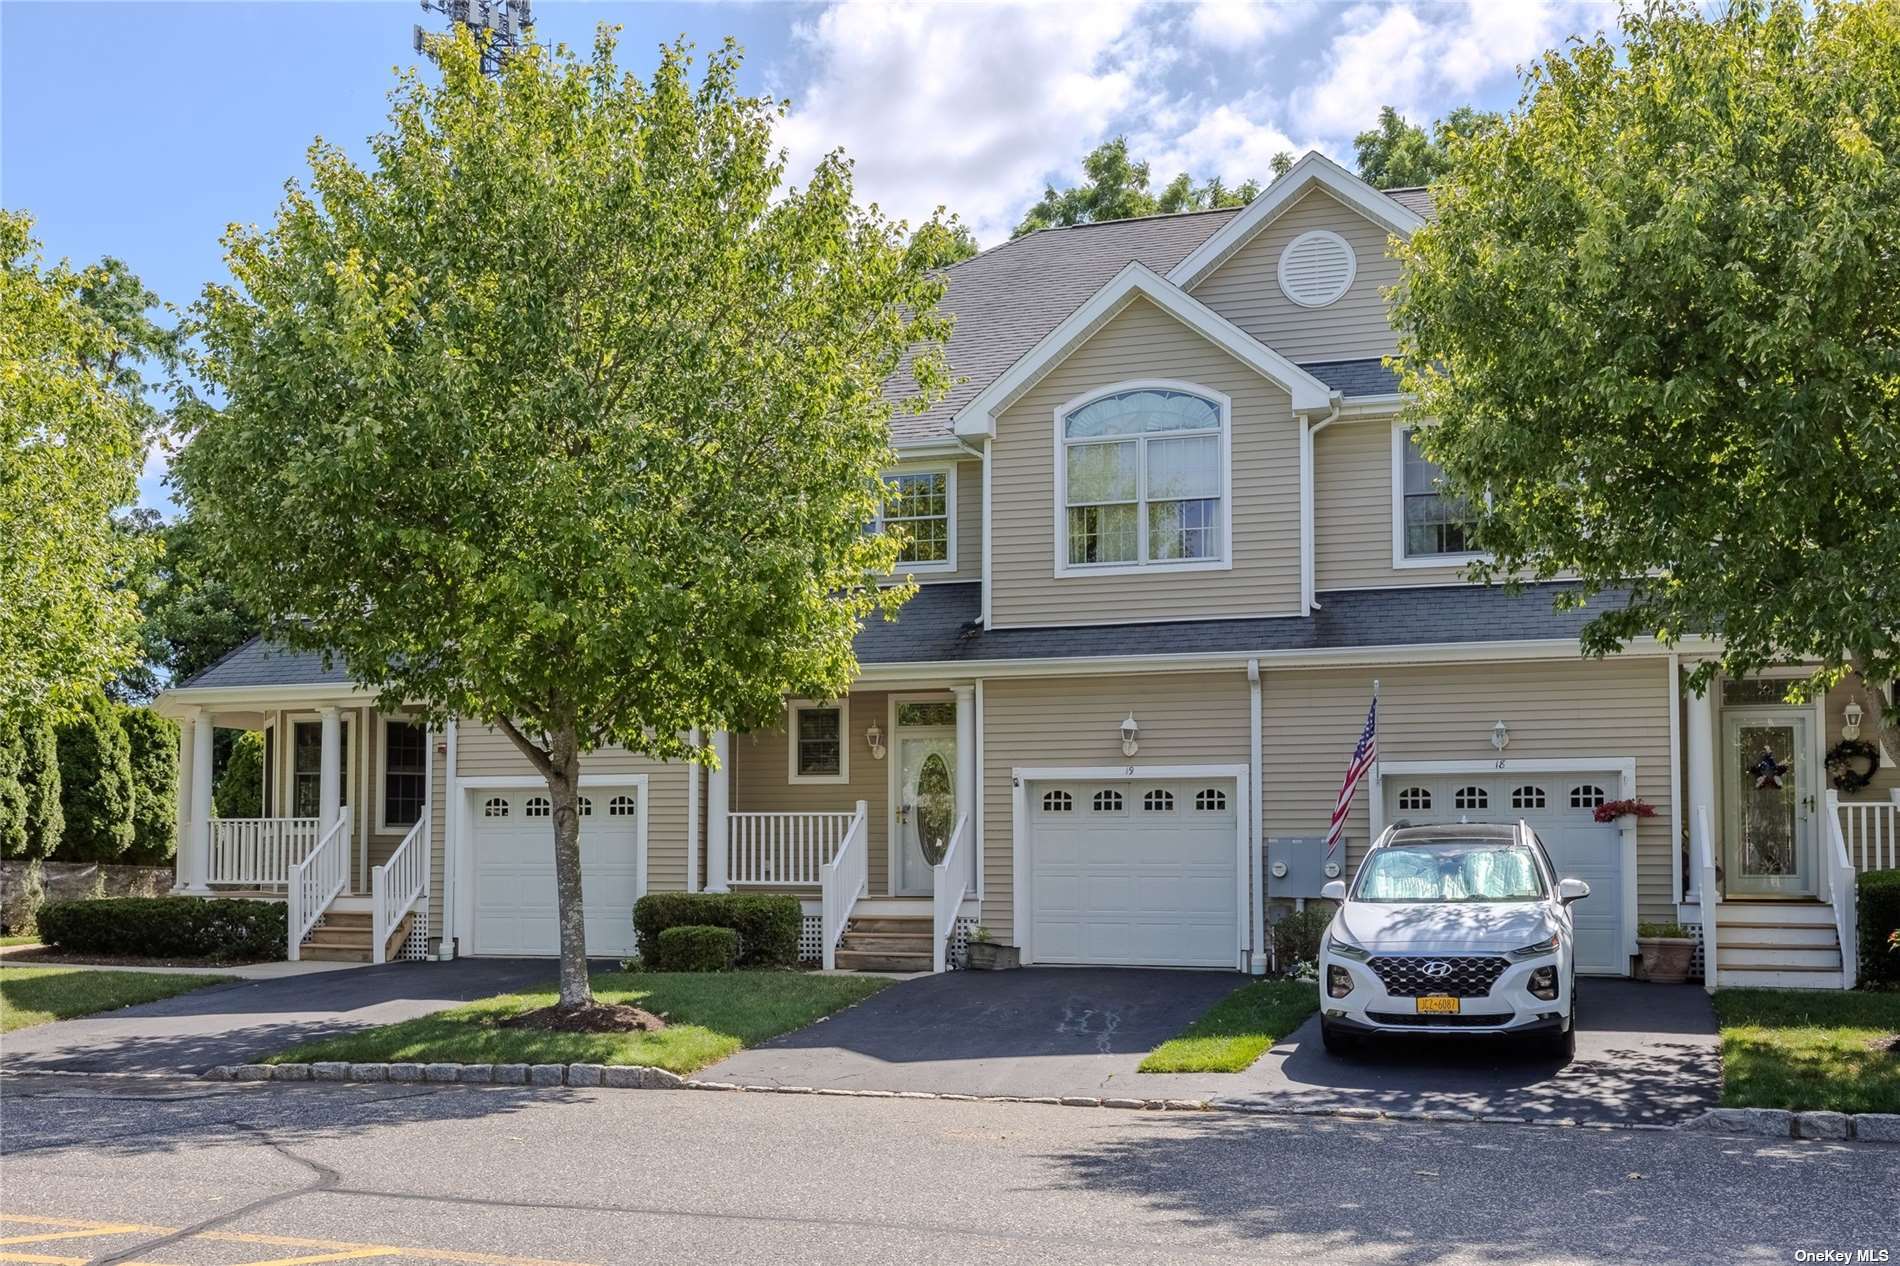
(1507, 933), (1559, 961)
(1326, 931), (1370, 961)
(1528, 965), (1559, 1001)
(1327, 964), (1354, 998)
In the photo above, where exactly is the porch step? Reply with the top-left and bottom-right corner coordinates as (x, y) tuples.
(1716, 923), (1839, 949)
(1716, 945), (1843, 969)
(845, 915), (933, 934)
(839, 932), (933, 954)
(833, 949), (933, 972)
(295, 909), (414, 964)
(1716, 965), (1845, 990)
(1714, 900), (1836, 926)
(835, 913), (936, 972)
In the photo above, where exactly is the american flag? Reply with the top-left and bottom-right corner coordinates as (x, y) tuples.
(1326, 692), (1378, 857)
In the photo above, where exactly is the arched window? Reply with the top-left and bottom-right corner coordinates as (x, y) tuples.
(1397, 786), (1431, 811)
(1061, 387), (1225, 569)
(482, 797), (509, 818)
(1142, 789), (1175, 813)
(608, 794), (637, 817)
(1194, 787), (1228, 812)
(1092, 789), (1125, 813)
(576, 796), (593, 817)
(524, 796), (551, 819)
(1569, 784), (1606, 810)
(1041, 790), (1073, 813)
(1454, 785), (1489, 811)
(1511, 785), (1547, 810)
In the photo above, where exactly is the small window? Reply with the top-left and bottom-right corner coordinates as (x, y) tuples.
(1142, 788), (1175, 813)
(880, 470), (953, 568)
(381, 719), (427, 829)
(1569, 784), (1606, 810)
(896, 700), (956, 728)
(482, 797), (509, 818)
(1092, 789), (1124, 813)
(789, 701), (847, 782)
(1397, 786), (1431, 811)
(524, 796), (551, 819)
(1194, 787), (1227, 812)
(577, 796), (593, 817)
(1453, 785), (1489, 810)
(1511, 785), (1547, 810)
(608, 794), (637, 817)
(1399, 427), (1481, 560)
(1041, 789), (1073, 813)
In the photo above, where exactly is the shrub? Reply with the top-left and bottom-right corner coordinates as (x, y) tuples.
(651, 924), (740, 972)
(1860, 869), (1900, 987)
(633, 892), (800, 967)
(1272, 905), (1332, 972)
(53, 694), (134, 861)
(1637, 922), (1693, 939)
(2, 859), (47, 936)
(0, 714), (63, 859)
(0, 718), (26, 859)
(120, 707), (179, 864)
(213, 729), (264, 819)
(37, 896), (287, 961)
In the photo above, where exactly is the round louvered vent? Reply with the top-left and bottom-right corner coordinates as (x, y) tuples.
(1277, 229), (1356, 307)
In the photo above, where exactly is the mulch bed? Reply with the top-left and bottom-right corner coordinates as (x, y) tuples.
(499, 1002), (668, 1034)
(1872, 1034), (1900, 1057)
(0, 946), (262, 969)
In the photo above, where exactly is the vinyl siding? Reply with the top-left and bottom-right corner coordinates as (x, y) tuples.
(453, 725), (693, 896)
(1825, 680), (1900, 803)
(980, 671), (1252, 944)
(1314, 417), (1474, 589)
(989, 297), (1302, 629)
(730, 692), (895, 895)
(1260, 658), (1678, 924)
(1190, 187), (1402, 363)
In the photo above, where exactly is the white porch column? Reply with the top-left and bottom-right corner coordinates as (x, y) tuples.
(1685, 675), (1717, 901)
(175, 708), (213, 893)
(706, 729), (731, 892)
(318, 706), (342, 832)
(953, 685), (976, 890)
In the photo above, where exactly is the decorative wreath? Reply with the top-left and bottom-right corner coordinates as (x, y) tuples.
(1825, 738), (1881, 794)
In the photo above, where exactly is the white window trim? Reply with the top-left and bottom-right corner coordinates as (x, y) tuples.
(1051, 380), (1234, 579)
(376, 714), (428, 834)
(286, 711), (355, 820)
(877, 463), (957, 576)
(1277, 229), (1357, 308)
(1390, 422), (1492, 570)
(787, 697), (851, 785)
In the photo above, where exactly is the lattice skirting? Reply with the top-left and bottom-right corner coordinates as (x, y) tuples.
(944, 915), (978, 970)
(1687, 919), (1706, 979)
(398, 909), (431, 961)
(799, 913), (824, 964)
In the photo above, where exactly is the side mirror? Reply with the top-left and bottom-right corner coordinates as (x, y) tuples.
(1321, 880), (1347, 902)
(1558, 877), (1591, 905)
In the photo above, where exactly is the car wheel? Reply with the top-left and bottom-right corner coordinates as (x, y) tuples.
(1320, 1017), (1356, 1058)
(1540, 1004), (1577, 1063)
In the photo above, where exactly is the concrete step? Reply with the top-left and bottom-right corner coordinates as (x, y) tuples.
(299, 945), (373, 963)
(834, 949), (931, 972)
(1715, 901), (1835, 926)
(1716, 965), (1845, 989)
(1717, 923), (1839, 949)
(1717, 945), (1842, 969)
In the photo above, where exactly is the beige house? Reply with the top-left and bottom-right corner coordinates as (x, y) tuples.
(156, 153), (1898, 987)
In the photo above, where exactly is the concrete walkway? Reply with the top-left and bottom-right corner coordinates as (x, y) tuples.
(0, 958), (593, 1075)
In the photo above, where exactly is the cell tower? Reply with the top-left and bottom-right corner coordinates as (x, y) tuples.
(414, 0), (533, 76)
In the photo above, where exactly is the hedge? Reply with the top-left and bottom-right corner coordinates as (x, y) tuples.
(54, 693), (134, 861)
(633, 893), (800, 967)
(120, 707), (179, 864)
(651, 924), (740, 972)
(213, 729), (264, 819)
(0, 714), (63, 859)
(1859, 869), (1900, 987)
(37, 897), (287, 962)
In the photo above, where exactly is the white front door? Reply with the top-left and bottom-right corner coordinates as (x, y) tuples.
(470, 787), (642, 955)
(1721, 709), (1816, 897)
(894, 734), (956, 895)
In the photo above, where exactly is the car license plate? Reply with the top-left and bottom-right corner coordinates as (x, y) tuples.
(1415, 995), (1460, 1015)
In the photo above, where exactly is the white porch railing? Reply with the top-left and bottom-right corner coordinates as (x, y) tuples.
(207, 817), (321, 888)
(1824, 791), (1862, 989)
(728, 811), (856, 886)
(287, 816), (349, 962)
(1834, 791), (1900, 873)
(1694, 804), (1719, 993)
(372, 816), (429, 965)
(819, 801), (869, 971)
(931, 812), (972, 974)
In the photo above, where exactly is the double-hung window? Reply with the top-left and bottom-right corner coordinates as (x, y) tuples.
(291, 719), (351, 819)
(381, 719), (427, 830)
(880, 469), (954, 571)
(788, 699), (849, 783)
(1060, 386), (1228, 572)
(1396, 426), (1482, 563)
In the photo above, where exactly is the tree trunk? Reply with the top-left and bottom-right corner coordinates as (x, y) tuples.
(545, 722), (592, 1010)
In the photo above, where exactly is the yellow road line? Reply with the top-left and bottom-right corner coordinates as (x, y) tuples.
(3, 1214), (604, 1266)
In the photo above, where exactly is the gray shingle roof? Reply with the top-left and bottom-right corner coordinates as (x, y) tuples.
(1298, 358), (1401, 397)
(179, 637), (349, 689)
(1382, 186), (1435, 218)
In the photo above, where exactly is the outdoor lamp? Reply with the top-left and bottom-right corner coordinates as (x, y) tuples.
(865, 721), (885, 761)
(1843, 701), (1864, 740)
(1121, 713), (1141, 757)
(1491, 719), (1511, 751)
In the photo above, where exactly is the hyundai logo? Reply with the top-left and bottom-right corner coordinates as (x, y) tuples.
(1420, 961), (1453, 979)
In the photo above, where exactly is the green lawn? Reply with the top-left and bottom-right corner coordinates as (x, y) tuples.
(1139, 979), (1320, 1073)
(0, 966), (237, 1032)
(0, 934), (39, 947)
(1713, 989), (1900, 1114)
(268, 971), (892, 1072)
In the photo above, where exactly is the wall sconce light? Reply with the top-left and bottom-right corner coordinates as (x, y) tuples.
(1843, 701), (1864, 740)
(1491, 719), (1511, 752)
(866, 721), (885, 761)
(1121, 713), (1141, 758)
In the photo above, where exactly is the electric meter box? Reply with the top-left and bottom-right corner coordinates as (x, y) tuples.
(1266, 835), (1344, 900)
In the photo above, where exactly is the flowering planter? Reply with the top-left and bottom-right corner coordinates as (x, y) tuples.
(1638, 936), (1696, 984)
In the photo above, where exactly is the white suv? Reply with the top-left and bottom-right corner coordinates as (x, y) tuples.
(1316, 822), (1590, 1061)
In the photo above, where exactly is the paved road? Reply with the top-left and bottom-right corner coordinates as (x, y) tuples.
(1, 1076), (1892, 1264)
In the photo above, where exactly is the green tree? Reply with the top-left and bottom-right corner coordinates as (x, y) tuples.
(1012, 137), (1271, 237)
(17, 714), (62, 858)
(0, 212), (154, 720)
(111, 510), (260, 702)
(53, 693), (134, 862)
(213, 729), (265, 820)
(905, 217), (980, 270)
(1392, 0), (1900, 738)
(174, 29), (949, 1009)
(0, 718), (26, 858)
(120, 706), (179, 863)
(1353, 104), (1501, 188)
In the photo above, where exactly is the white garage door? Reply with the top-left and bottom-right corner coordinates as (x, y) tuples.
(1028, 778), (1239, 968)
(1382, 773), (1627, 975)
(471, 788), (642, 956)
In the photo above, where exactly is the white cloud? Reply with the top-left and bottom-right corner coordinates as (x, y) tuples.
(1137, 95), (1314, 187)
(1185, 0), (1312, 48)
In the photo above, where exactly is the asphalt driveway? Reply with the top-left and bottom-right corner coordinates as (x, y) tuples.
(706, 970), (1720, 1125)
(0, 958), (588, 1075)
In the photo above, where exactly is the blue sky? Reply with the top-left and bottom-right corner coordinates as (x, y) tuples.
(2, 0), (1617, 514)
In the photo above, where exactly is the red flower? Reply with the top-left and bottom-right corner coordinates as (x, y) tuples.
(1593, 799), (1657, 824)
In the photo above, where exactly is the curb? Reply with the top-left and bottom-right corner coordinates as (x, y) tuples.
(196, 1064), (1900, 1144)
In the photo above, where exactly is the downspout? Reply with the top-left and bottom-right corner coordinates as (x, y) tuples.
(1248, 657), (1266, 976)
(439, 717), (458, 960)
(1301, 396), (1343, 613)
(687, 727), (702, 892)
